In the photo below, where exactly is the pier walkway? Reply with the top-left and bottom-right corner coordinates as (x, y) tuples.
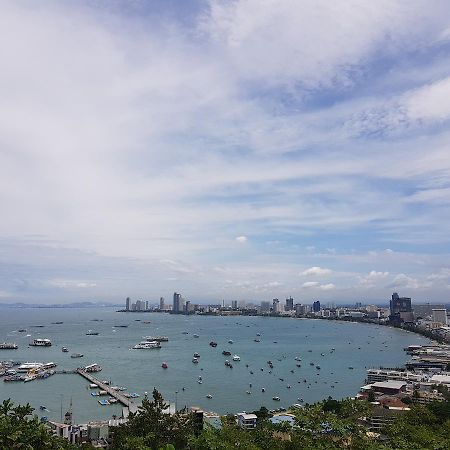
(76, 368), (138, 414)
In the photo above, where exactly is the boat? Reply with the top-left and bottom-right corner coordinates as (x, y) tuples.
(132, 341), (161, 349)
(115, 325), (128, 328)
(182, 331), (189, 335)
(192, 358), (199, 364)
(144, 336), (169, 342)
(71, 353), (84, 358)
(109, 398), (118, 404)
(193, 334), (199, 338)
(17, 363), (43, 372)
(62, 347), (69, 353)
(228, 340), (233, 344)
(309, 362), (315, 366)
(39, 405), (47, 410)
(296, 363), (301, 367)
(29, 338), (52, 347)
(348, 366), (354, 370)
(4, 375), (24, 382)
(84, 364), (102, 373)
(98, 400), (110, 406)
(193, 352), (200, 358)
(246, 390), (251, 394)
(89, 384), (98, 389)
(130, 393), (140, 398)
(198, 380), (202, 384)
(42, 362), (56, 369)
(24, 374), (38, 383)
(262, 388), (265, 392)
(206, 394), (212, 399)
(18, 329), (26, 332)
(256, 333), (261, 336)
(272, 396), (280, 401)
(161, 362), (168, 369)
(0, 342), (18, 349)
(222, 350), (231, 356)
(143, 321), (151, 324)
(232, 355), (240, 361)
(51, 322), (64, 325)
(254, 339), (260, 342)
(209, 341), (217, 347)
(86, 330), (99, 335)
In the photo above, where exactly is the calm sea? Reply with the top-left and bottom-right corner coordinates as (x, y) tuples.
(0, 308), (429, 423)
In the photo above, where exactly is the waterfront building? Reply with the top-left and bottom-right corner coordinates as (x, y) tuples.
(432, 309), (448, 325)
(285, 296), (294, 311)
(272, 298), (282, 314)
(313, 300), (321, 312)
(389, 292), (414, 325)
(160, 297), (165, 310)
(237, 413), (257, 429)
(366, 368), (425, 384)
(173, 292), (181, 313)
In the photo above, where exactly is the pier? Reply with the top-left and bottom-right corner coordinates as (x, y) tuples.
(76, 368), (138, 414)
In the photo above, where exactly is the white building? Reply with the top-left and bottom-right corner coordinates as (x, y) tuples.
(432, 309), (448, 325)
(237, 413), (257, 429)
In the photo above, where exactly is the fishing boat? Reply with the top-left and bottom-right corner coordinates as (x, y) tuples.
(161, 362), (168, 369)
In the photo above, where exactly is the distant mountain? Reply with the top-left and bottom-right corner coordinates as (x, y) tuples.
(0, 301), (121, 308)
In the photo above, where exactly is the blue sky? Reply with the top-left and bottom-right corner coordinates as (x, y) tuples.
(1, 0), (450, 304)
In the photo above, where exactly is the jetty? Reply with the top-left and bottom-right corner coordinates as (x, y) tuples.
(76, 368), (138, 414)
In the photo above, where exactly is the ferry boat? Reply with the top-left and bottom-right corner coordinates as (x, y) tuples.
(84, 363), (102, 373)
(86, 330), (99, 335)
(132, 341), (161, 349)
(71, 353), (84, 358)
(17, 362), (44, 372)
(0, 342), (18, 349)
(144, 336), (169, 342)
(29, 338), (52, 347)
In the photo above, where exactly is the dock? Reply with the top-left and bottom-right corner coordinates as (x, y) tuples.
(76, 368), (138, 414)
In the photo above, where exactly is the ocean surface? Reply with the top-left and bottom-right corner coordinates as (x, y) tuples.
(0, 308), (430, 423)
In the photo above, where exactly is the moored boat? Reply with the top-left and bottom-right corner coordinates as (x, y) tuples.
(161, 362), (168, 369)
(0, 342), (18, 350)
(29, 338), (52, 347)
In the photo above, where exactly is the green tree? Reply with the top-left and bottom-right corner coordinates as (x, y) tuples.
(112, 388), (195, 449)
(0, 399), (78, 450)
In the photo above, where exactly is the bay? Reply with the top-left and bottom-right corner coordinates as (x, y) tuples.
(0, 307), (429, 423)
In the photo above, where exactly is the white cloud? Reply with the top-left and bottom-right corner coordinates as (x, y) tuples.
(359, 270), (390, 287)
(302, 281), (320, 288)
(301, 266), (332, 276)
(235, 236), (248, 243)
(389, 273), (420, 289)
(302, 281), (335, 290)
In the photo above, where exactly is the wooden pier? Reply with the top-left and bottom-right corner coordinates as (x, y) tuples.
(76, 368), (138, 414)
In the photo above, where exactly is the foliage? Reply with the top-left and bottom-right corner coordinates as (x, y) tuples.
(0, 399), (78, 450)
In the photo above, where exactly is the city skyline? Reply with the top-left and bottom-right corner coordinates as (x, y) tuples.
(1, 0), (450, 303)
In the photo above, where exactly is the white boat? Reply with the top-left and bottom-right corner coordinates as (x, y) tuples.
(132, 341), (161, 349)
(192, 358), (199, 364)
(29, 339), (52, 347)
(144, 336), (169, 342)
(84, 364), (102, 373)
(17, 362), (44, 372)
(232, 355), (241, 361)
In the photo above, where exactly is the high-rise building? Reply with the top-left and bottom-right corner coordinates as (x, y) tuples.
(184, 300), (191, 314)
(145, 301), (149, 311)
(231, 300), (238, 309)
(285, 297), (294, 311)
(389, 292), (414, 325)
(173, 292), (181, 313)
(125, 297), (130, 311)
(313, 300), (321, 312)
(432, 309), (448, 325)
(160, 297), (165, 310)
(260, 301), (271, 313)
(221, 299), (225, 308)
(272, 298), (282, 314)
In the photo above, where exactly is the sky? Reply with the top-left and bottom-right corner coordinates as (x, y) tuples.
(1, 0), (450, 305)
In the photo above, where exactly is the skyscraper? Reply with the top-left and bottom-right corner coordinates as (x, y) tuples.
(173, 292), (181, 313)
(285, 296), (294, 311)
(432, 309), (448, 325)
(125, 297), (130, 311)
(231, 300), (238, 309)
(160, 297), (165, 310)
(389, 292), (414, 325)
(313, 300), (321, 312)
